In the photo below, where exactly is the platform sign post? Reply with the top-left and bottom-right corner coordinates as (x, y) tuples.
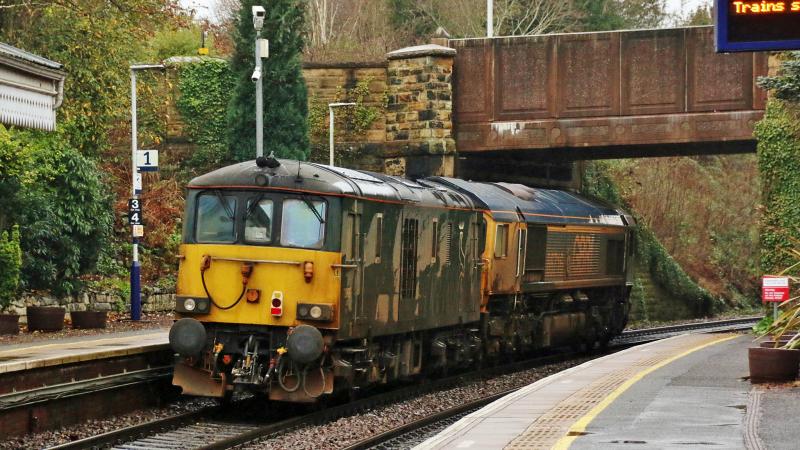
(130, 63), (164, 321)
(762, 275), (790, 320)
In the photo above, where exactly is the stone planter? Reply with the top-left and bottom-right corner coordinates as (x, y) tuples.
(0, 313), (19, 335)
(26, 306), (65, 332)
(70, 310), (107, 329)
(749, 346), (800, 383)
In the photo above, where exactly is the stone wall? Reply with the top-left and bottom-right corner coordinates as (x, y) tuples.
(8, 290), (175, 323)
(383, 44), (456, 177)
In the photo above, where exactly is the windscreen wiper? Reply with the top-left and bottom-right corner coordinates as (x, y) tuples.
(246, 192), (266, 219)
(215, 190), (235, 221)
(302, 195), (325, 224)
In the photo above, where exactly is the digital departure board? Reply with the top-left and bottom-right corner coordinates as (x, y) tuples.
(716, 0), (800, 51)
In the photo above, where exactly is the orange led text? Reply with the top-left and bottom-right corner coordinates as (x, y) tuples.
(732, 1), (800, 13)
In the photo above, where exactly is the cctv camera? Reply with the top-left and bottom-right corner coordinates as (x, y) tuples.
(251, 68), (262, 82)
(252, 5), (266, 31)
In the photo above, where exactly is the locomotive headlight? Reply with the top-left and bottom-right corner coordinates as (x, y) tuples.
(184, 298), (196, 311)
(298, 304), (310, 317)
(296, 303), (333, 321)
(176, 296), (210, 314)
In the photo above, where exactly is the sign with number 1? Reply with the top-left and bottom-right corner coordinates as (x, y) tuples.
(136, 150), (159, 172)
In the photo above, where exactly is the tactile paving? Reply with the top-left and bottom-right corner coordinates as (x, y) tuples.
(504, 333), (731, 449)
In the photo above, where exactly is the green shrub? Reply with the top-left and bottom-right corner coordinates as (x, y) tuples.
(0, 225), (22, 311)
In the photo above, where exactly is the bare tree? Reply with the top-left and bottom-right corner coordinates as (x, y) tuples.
(214, 0), (240, 24)
(307, 0), (342, 48)
(415, 0), (577, 38)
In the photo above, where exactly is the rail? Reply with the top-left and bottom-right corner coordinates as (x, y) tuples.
(45, 316), (761, 450)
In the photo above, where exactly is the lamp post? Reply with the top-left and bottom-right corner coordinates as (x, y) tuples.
(129, 63), (164, 321)
(487, 0), (494, 38)
(328, 102), (356, 166)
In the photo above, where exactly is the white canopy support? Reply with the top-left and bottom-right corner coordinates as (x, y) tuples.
(0, 42), (65, 131)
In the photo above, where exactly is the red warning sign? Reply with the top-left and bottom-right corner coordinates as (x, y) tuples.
(762, 276), (790, 303)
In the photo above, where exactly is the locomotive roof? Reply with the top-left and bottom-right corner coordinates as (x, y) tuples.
(187, 159), (475, 210)
(188, 160), (631, 226)
(425, 177), (631, 226)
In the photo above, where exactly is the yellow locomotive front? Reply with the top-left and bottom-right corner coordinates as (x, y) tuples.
(168, 159), (344, 402)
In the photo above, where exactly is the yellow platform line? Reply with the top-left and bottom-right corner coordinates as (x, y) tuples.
(552, 334), (739, 450)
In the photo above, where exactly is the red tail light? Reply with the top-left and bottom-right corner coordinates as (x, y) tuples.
(270, 291), (283, 316)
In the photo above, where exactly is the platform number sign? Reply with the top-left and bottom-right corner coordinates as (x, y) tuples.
(136, 150), (159, 172)
(128, 198), (143, 225)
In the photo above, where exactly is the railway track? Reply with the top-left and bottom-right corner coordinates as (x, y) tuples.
(46, 316), (760, 450)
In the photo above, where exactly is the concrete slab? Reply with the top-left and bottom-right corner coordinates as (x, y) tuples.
(0, 328), (169, 374)
(415, 333), (744, 450)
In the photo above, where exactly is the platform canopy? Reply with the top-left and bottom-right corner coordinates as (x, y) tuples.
(0, 42), (65, 131)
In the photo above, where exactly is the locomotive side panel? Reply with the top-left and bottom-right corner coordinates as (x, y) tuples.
(338, 198), (483, 340)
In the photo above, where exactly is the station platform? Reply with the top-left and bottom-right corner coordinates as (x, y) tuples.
(0, 328), (168, 374)
(415, 333), (782, 450)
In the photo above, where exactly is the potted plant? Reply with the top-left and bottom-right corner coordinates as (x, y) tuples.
(751, 258), (800, 383)
(0, 225), (22, 335)
(27, 305), (66, 331)
(70, 309), (107, 329)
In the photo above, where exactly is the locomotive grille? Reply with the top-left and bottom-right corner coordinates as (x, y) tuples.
(544, 232), (601, 281)
(400, 218), (419, 300)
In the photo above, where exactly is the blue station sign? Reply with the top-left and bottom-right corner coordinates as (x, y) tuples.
(716, 0), (800, 52)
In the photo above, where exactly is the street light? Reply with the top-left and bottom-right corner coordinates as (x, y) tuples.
(328, 102), (356, 167)
(129, 63), (164, 321)
(252, 5), (269, 158)
(487, 0), (493, 38)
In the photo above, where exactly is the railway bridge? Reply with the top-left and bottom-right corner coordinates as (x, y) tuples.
(447, 27), (768, 185)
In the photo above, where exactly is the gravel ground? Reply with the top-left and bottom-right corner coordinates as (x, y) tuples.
(0, 312), (173, 346)
(0, 396), (218, 450)
(240, 357), (595, 450)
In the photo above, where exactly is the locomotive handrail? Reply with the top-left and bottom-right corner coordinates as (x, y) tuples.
(331, 263), (358, 269)
(209, 256), (302, 266)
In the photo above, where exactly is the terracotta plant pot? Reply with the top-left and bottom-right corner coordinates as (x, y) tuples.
(0, 313), (19, 335)
(26, 306), (65, 332)
(70, 311), (107, 329)
(749, 346), (800, 383)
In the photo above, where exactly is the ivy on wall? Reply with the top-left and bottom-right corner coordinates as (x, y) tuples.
(582, 161), (717, 317)
(754, 100), (800, 275)
(307, 78), (384, 165)
(174, 58), (236, 174)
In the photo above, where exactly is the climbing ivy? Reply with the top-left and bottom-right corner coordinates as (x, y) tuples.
(583, 161), (717, 315)
(754, 100), (800, 276)
(175, 58), (236, 174)
(307, 77), (385, 165)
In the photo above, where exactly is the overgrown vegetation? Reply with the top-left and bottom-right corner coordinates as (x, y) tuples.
(756, 53), (800, 277)
(175, 58), (236, 174)
(583, 160), (726, 317)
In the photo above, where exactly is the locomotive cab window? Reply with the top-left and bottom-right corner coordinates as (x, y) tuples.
(281, 198), (327, 249)
(196, 192), (237, 243)
(245, 199), (273, 243)
(495, 223), (509, 258)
